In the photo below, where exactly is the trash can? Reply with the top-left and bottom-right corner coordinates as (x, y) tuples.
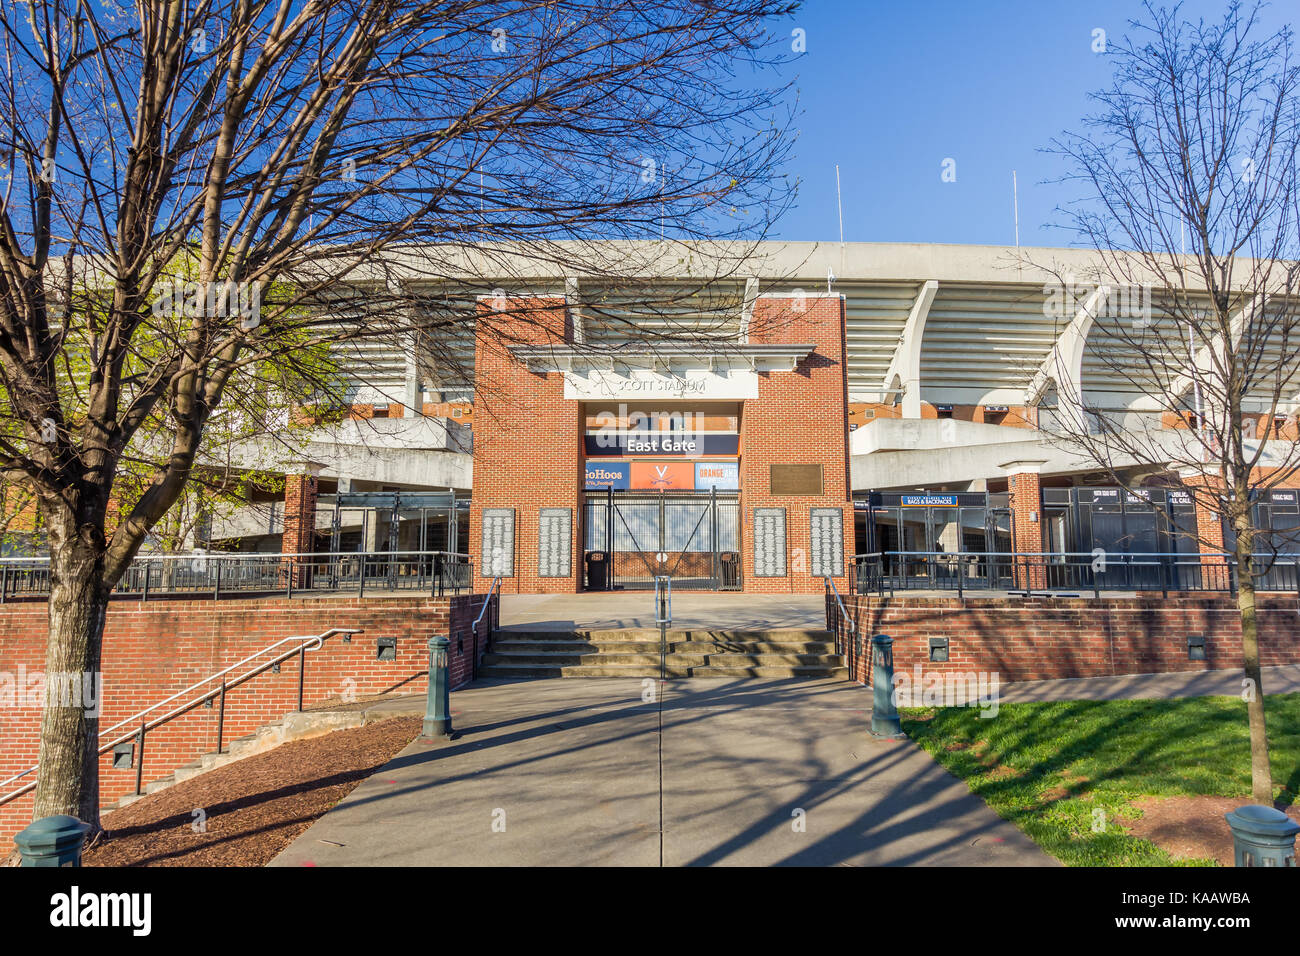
(586, 551), (609, 591)
(719, 551), (739, 588)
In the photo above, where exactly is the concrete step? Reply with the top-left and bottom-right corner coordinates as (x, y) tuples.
(478, 662), (848, 679)
(684, 665), (849, 679)
(490, 639), (840, 654)
(484, 625), (846, 681)
(478, 664), (662, 678)
(484, 650), (844, 667)
(104, 706), (395, 813)
(493, 628), (834, 643)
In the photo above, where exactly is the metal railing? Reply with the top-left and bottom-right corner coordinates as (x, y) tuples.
(823, 574), (861, 662)
(470, 576), (501, 679)
(850, 550), (1300, 597)
(654, 575), (672, 682)
(0, 626), (363, 809)
(654, 574), (672, 626)
(0, 550), (473, 603)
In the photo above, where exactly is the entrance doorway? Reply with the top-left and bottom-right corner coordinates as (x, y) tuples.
(582, 490), (742, 591)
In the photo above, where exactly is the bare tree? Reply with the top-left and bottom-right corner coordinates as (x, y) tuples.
(1034, 0), (1300, 803)
(0, 0), (798, 832)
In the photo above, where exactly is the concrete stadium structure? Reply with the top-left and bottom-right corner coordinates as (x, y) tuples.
(198, 240), (1300, 596)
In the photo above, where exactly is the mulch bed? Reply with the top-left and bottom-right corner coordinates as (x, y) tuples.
(1122, 795), (1300, 866)
(83, 717), (422, 867)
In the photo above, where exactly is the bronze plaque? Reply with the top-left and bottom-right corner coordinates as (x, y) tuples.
(769, 463), (823, 496)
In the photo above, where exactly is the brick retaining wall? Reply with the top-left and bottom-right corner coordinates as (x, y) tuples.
(830, 593), (1300, 685)
(0, 591), (494, 852)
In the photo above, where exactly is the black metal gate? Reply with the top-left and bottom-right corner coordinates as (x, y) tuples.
(582, 489), (741, 590)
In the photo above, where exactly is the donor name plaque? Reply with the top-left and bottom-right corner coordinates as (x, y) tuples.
(480, 508), (515, 577)
(810, 508), (844, 578)
(537, 508), (573, 578)
(753, 507), (787, 577)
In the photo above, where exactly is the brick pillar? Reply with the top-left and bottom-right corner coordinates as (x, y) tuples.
(282, 469), (320, 588)
(742, 293), (853, 594)
(282, 474), (319, 555)
(1004, 462), (1046, 590)
(1180, 470), (1228, 587)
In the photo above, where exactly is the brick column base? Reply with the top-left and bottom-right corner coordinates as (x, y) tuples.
(282, 472), (319, 589)
(1008, 469), (1045, 590)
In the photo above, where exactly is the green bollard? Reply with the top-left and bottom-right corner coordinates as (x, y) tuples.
(422, 633), (453, 738)
(14, 815), (92, 867)
(1224, 805), (1299, 867)
(870, 634), (904, 738)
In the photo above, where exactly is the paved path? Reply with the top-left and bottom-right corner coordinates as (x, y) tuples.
(498, 592), (827, 631)
(271, 677), (1054, 867)
(999, 663), (1300, 703)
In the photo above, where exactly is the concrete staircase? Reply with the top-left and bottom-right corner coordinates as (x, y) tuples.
(108, 700), (422, 810)
(479, 628), (847, 679)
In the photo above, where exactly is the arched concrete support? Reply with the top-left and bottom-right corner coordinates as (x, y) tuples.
(1027, 285), (1108, 428)
(1169, 296), (1268, 428)
(881, 280), (938, 417)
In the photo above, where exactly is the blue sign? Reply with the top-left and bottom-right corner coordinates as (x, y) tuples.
(900, 494), (958, 507)
(585, 461), (630, 490)
(584, 432), (739, 457)
(694, 461), (739, 490)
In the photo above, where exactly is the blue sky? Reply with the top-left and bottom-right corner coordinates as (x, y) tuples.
(773, 0), (1293, 246)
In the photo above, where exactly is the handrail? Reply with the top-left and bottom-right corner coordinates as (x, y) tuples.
(853, 549), (1241, 559)
(473, 576), (500, 631)
(0, 625), (363, 808)
(824, 574), (858, 657)
(0, 550), (471, 565)
(654, 574), (671, 626)
(0, 549), (475, 603)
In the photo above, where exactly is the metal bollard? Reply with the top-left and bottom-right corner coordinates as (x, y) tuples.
(870, 634), (904, 738)
(422, 634), (453, 738)
(14, 815), (92, 867)
(1224, 805), (1299, 867)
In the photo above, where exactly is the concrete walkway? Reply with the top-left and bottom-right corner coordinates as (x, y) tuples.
(498, 592), (827, 631)
(271, 677), (1054, 867)
(998, 663), (1300, 703)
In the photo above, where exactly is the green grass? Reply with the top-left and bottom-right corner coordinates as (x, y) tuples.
(902, 693), (1300, 866)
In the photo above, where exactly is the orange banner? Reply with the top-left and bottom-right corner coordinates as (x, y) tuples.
(629, 460), (695, 491)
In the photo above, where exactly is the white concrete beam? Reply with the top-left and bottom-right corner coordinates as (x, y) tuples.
(1169, 295), (1267, 406)
(739, 277), (759, 343)
(565, 277), (583, 344)
(881, 280), (938, 418)
(1026, 285), (1109, 424)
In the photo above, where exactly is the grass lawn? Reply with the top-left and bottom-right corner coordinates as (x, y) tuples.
(903, 692), (1300, 866)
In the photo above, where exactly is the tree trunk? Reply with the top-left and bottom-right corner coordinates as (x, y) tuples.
(1234, 544), (1274, 804)
(32, 533), (109, 833)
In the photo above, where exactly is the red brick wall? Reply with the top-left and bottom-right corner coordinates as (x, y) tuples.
(281, 473), (318, 556)
(832, 593), (1300, 685)
(742, 294), (853, 593)
(470, 297), (582, 594)
(1008, 470), (1045, 588)
(0, 591), (493, 851)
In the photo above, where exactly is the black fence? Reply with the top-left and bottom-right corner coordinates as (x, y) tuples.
(850, 551), (1300, 597)
(0, 550), (473, 603)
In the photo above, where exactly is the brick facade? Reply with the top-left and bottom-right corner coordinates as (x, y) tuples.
(1007, 469), (1046, 588)
(281, 473), (319, 556)
(467, 292), (853, 594)
(470, 296), (582, 594)
(0, 591), (494, 852)
(742, 294), (853, 592)
(832, 592), (1300, 686)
